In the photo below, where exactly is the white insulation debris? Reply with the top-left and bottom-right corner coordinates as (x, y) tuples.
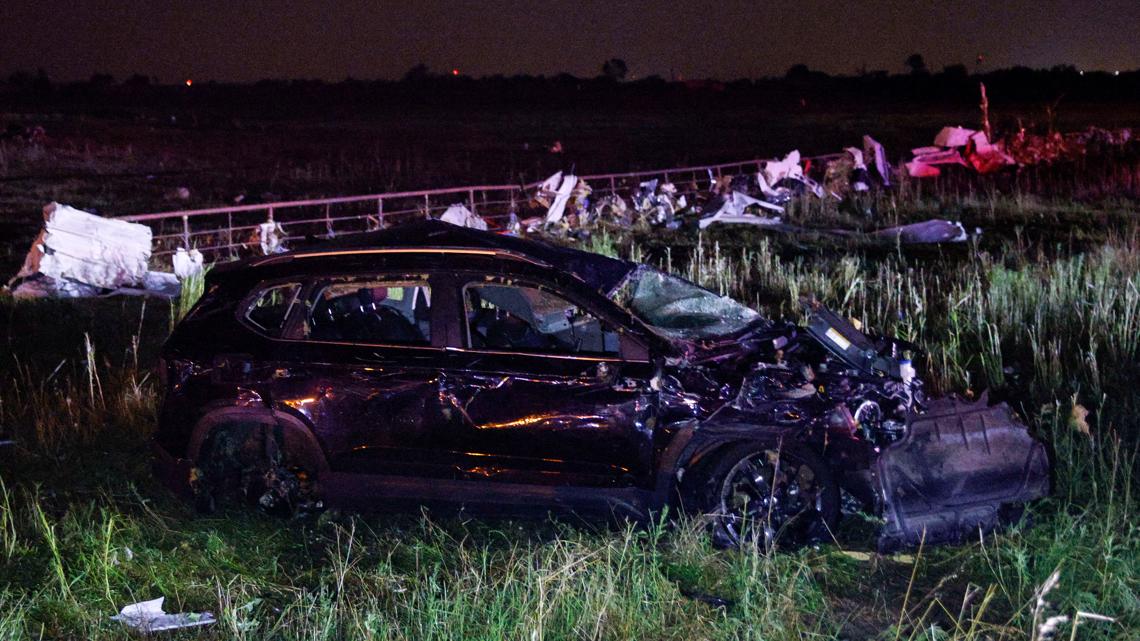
(18, 202), (152, 288)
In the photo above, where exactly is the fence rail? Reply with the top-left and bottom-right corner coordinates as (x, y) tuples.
(116, 154), (842, 264)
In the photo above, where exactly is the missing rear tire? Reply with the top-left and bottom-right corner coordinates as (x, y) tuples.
(191, 421), (320, 517)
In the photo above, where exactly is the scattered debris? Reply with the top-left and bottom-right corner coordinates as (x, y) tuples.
(3, 203), (202, 299)
(699, 192), (782, 229)
(172, 247), (205, 279)
(873, 219), (968, 244)
(8, 203), (153, 298)
(1007, 126), (1133, 166)
(863, 135), (890, 186)
(934, 126), (976, 148)
(439, 203), (488, 230)
(141, 271), (182, 298)
(111, 597), (215, 633)
(543, 173), (579, 224)
(258, 215), (288, 255)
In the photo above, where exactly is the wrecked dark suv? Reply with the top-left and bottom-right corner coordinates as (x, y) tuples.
(154, 220), (1050, 550)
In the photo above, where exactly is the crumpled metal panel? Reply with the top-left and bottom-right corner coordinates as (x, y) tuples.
(875, 395), (1051, 551)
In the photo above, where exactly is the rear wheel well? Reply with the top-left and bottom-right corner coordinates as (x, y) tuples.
(188, 408), (328, 474)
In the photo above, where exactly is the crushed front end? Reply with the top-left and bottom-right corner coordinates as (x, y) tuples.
(699, 304), (1052, 551)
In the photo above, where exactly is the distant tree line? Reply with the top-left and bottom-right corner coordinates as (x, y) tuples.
(1, 61), (1137, 121)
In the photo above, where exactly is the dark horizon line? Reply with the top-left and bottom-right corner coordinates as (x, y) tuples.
(4, 63), (1137, 87)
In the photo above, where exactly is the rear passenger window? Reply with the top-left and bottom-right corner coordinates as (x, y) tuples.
(245, 283), (302, 337)
(304, 278), (431, 345)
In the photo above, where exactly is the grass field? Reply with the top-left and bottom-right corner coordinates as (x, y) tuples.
(0, 184), (1137, 639)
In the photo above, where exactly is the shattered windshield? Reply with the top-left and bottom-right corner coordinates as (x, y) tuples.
(612, 266), (760, 340)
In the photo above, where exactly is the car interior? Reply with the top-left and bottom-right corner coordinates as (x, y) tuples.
(465, 284), (619, 355)
(306, 280), (431, 345)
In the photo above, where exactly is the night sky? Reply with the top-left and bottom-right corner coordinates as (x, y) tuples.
(2, 0), (1137, 83)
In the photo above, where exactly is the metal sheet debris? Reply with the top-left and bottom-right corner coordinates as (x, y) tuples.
(873, 219), (968, 244)
(111, 597), (215, 633)
(540, 172), (579, 224)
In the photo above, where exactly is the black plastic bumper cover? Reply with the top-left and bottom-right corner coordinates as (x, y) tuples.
(875, 395), (1051, 552)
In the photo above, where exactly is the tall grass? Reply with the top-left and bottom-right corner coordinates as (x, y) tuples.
(1, 207), (1138, 639)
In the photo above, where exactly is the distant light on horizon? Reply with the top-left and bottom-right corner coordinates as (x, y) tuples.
(185, 78), (193, 86)
(452, 68), (460, 76)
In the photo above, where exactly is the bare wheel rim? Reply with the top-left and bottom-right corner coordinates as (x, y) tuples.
(716, 447), (822, 547)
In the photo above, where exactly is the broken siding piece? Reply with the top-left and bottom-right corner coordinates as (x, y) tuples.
(16, 202), (152, 290)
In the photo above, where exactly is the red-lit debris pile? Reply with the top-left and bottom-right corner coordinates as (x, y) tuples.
(907, 125), (1135, 178)
(907, 126), (1015, 177)
(1005, 126), (1134, 166)
(5, 202), (195, 298)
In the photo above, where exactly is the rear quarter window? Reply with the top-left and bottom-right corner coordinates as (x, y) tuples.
(243, 282), (302, 337)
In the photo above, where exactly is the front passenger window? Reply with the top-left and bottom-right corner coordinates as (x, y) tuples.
(304, 278), (431, 345)
(465, 284), (619, 355)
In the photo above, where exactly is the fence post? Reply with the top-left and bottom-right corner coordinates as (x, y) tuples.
(609, 175), (616, 194)
(468, 188), (476, 215)
(377, 197), (384, 229)
(227, 212), (234, 259)
(424, 194), (431, 219)
(325, 203), (333, 237)
(181, 215), (190, 249)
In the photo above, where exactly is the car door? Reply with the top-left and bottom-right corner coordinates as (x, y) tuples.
(265, 272), (464, 478)
(437, 275), (659, 489)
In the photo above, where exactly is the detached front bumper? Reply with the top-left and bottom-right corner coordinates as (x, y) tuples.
(150, 439), (194, 499)
(875, 396), (1051, 552)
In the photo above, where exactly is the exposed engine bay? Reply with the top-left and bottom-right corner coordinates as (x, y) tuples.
(667, 301), (1050, 551)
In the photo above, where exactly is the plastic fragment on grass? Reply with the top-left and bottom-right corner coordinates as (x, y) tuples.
(111, 597), (215, 633)
(172, 247), (205, 279)
(439, 203), (488, 230)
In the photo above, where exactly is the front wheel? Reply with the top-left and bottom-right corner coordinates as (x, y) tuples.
(695, 440), (839, 550)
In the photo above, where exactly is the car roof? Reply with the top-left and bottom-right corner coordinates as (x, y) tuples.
(239, 220), (638, 293)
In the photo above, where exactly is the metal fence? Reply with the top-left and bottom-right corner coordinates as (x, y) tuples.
(116, 155), (840, 264)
